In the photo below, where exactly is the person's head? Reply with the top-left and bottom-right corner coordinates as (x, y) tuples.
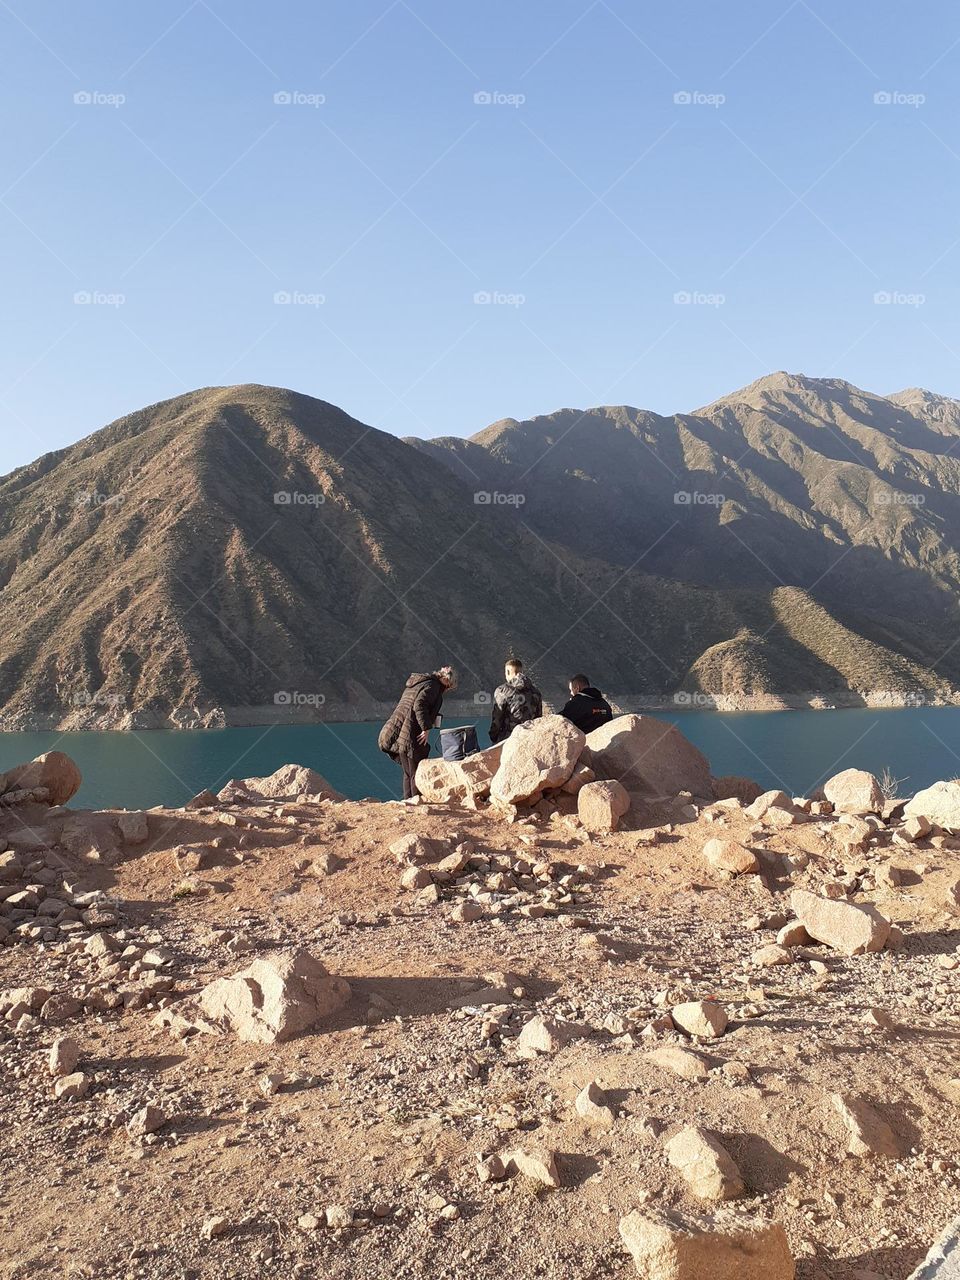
(505, 657), (523, 681)
(569, 673), (590, 696)
(436, 665), (458, 691)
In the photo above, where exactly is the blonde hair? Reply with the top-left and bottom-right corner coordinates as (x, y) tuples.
(437, 665), (458, 690)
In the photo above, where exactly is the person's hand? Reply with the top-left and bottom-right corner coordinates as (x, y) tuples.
(417, 730), (429, 746)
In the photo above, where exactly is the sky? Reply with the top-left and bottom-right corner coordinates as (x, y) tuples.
(2, 0), (960, 470)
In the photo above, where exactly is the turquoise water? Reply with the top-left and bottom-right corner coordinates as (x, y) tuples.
(1, 708), (959, 810)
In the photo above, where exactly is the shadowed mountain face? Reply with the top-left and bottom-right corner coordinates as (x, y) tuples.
(1, 377), (958, 729)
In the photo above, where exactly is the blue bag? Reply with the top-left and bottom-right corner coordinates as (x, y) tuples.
(440, 725), (479, 761)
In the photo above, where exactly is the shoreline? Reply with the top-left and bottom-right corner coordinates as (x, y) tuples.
(1, 689), (957, 733)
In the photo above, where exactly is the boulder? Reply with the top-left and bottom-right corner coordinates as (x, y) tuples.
(0, 751), (81, 805)
(902, 815), (932, 841)
(904, 781), (960, 833)
(665, 1126), (745, 1201)
(744, 790), (794, 821)
(490, 716), (585, 806)
(619, 1207), (795, 1279)
(414, 743), (504, 804)
(823, 768), (884, 814)
(116, 811), (149, 843)
(234, 765), (343, 803)
(647, 1045), (711, 1082)
(194, 949), (350, 1043)
(581, 715), (712, 800)
(578, 779), (631, 833)
(790, 890), (891, 955)
(575, 1079), (615, 1126)
(671, 1000), (727, 1039)
(516, 1015), (570, 1056)
(832, 1093), (900, 1157)
(703, 838), (759, 875)
(561, 764), (596, 795)
(504, 1147), (561, 1188)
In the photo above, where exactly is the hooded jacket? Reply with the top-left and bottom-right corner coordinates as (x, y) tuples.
(378, 672), (444, 761)
(489, 673), (543, 744)
(559, 686), (613, 734)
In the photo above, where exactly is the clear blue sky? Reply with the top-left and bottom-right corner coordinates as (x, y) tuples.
(3, 1), (959, 469)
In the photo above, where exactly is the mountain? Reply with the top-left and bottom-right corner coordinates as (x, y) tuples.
(0, 378), (957, 730)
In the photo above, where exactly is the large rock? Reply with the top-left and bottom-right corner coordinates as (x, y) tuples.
(578, 779), (630, 833)
(823, 768), (884, 814)
(904, 781), (960, 833)
(671, 1000), (728, 1039)
(581, 715), (711, 800)
(790, 890), (891, 955)
(619, 1207), (794, 1279)
(832, 1093), (900, 1157)
(665, 1126), (744, 1201)
(195, 949), (350, 1043)
(0, 751), (81, 805)
(703, 838), (758, 875)
(415, 743), (504, 804)
(489, 715), (585, 806)
(228, 764), (343, 803)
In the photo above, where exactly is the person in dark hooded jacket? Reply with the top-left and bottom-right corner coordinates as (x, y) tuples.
(489, 658), (542, 744)
(559, 674), (613, 734)
(378, 666), (458, 799)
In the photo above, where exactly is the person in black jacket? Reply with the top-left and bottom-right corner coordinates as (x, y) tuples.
(489, 658), (543, 744)
(378, 666), (457, 799)
(559, 674), (613, 734)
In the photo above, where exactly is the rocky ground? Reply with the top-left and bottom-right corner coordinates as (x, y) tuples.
(0, 739), (959, 1280)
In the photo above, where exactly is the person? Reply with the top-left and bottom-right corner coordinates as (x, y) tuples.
(378, 666), (457, 799)
(489, 658), (543, 744)
(559, 674), (613, 734)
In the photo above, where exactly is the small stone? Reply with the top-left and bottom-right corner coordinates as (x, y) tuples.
(297, 1213), (319, 1231)
(703, 838), (759, 875)
(665, 1126), (744, 1201)
(48, 1035), (79, 1078)
(201, 1216), (228, 1240)
(505, 1147), (561, 1189)
(619, 1207), (794, 1279)
(53, 1071), (89, 1101)
(400, 866), (433, 892)
(752, 944), (792, 968)
(324, 1205), (353, 1229)
(127, 1105), (166, 1138)
(832, 1093), (900, 1157)
(451, 901), (483, 923)
(647, 1045), (711, 1082)
(671, 1000), (727, 1039)
(575, 1079), (615, 1126)
(516, 1015), (569, 1056)
(776, 922), (809, 947)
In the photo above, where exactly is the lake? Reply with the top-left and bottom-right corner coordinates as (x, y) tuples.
(2, 708), (960, 810)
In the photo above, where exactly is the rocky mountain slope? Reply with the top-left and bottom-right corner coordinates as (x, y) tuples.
(1, 377), (959, 729)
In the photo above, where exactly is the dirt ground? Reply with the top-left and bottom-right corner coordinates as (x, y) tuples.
(0, 782), (958, 1280)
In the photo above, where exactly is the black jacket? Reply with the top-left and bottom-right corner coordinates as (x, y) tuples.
(489, 674), (543, 744)
(559, 687), (613, 734)
(378, 673), (444, 761)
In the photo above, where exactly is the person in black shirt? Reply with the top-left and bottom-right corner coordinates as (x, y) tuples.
(559, 673), (613, 734)
(489, 658), (543, 743)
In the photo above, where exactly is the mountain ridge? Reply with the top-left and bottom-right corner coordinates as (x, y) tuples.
(1, 375), (959, 730)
